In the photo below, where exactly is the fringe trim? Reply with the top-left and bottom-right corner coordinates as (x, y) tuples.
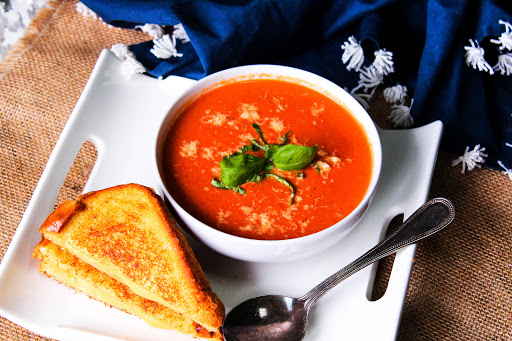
(0, 0), (65, 76)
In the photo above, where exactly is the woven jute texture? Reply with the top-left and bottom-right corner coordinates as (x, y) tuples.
(1, 1), (511, 340)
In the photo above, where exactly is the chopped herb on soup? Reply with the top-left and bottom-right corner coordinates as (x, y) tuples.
(211, 123), (316, 204)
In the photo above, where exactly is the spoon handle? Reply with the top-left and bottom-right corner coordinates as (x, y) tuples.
(300, 198), (455, 309)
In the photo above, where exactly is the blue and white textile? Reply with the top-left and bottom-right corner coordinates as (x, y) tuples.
(81, 0), (512, 171)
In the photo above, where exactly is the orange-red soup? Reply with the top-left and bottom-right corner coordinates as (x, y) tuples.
(162, 79), (373, 240)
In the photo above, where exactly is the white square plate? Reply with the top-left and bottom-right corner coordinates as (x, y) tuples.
(0, 50), (443, 341)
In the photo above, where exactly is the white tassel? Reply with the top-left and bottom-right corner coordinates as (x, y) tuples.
(341, 36), (364, 72)
(383, 84), (407, 104)
(497, 160), (512, 181)
(494, 52), (512, 76)
(389, 99), (414, 128)
(173, 23), (190, 43)
(110, 43), (134, 61)
(150, 34), (183, 59)
(135, 23), (164, 39)
(490, 20), (512, 51)
(464, 39), (494, 74)
(121, 56), (146, 77)
(372, 49), (394, 75)
(353, 65), (384, 94)
(76, 2), (98, 19)
(110, 43), (146, 77)
(452, 145), (488, 173)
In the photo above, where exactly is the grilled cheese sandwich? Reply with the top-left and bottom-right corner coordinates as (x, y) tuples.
(33, 183), (224, 340)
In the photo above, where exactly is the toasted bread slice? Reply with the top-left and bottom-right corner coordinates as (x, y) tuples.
(33, 239), (222, 340)
(37, 184), (224, 335)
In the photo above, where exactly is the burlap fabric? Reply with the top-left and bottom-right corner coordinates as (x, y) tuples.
(1, 1), (511, 339)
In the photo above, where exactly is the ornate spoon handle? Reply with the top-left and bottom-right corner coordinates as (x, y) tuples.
(300, 198), (455, 309)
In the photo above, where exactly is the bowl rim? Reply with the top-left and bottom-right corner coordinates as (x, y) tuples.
(153, 64), (382, 245)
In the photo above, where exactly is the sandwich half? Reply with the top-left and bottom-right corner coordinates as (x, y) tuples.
(33, 183), (224, 340)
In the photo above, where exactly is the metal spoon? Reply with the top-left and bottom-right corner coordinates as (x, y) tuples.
(223, 198), (455, 341)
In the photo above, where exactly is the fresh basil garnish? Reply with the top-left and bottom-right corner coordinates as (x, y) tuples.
(211, 123), (317, 204)
(250, 124), (290, 157)
(278, 131), (291, 145)
(251, 139), (267, 152)
(220, 153), (265, 187)
(263, 161), (275, 171)
(212, 178), (246, 194)
(250, 124), (316, 169)
(252, 123), (269, 145)
(261, 173), (296, 204)
(273, 144), (318, 171)
(237, 144), (259, 154)
(264, 145), (280, 160)
(250, 140), (280, 161)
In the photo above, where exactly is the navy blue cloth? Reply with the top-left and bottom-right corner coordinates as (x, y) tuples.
(82, 0), (512, 170)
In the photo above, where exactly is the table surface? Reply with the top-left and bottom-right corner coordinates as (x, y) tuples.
(1, 1), (511, 340)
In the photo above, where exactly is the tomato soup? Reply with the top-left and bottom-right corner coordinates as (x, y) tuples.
(162, 79), (373, 240)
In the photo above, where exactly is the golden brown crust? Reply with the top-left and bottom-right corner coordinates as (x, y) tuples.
(33, 239), (223, 340)
(37, 184), (224, 334)
(39, 200), (85, 233)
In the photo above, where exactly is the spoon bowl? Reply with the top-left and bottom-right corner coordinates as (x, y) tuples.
(223, 295), (307, 341)
(222, 198), (456, 341)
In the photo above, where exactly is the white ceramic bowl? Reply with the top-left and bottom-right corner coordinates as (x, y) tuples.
(154, 65), (382, 263)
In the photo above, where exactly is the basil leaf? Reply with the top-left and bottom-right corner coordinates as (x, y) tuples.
(211, 124), (312, 204)
(238, 144), (258, 154)
(273, 144), (318, 171)
(251, 124), (290, 148)
(264, 145), (280, 160)
(248, 173), (266, 182)
(220, 154), (265, 187)
(258, 173), (295, 205)
(251, 123), (269, 145)
(251, 139), (268, 152)
(212, 178), (246, 194)
(278, 131), (291, 145)
(263, 161), (275, 171)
